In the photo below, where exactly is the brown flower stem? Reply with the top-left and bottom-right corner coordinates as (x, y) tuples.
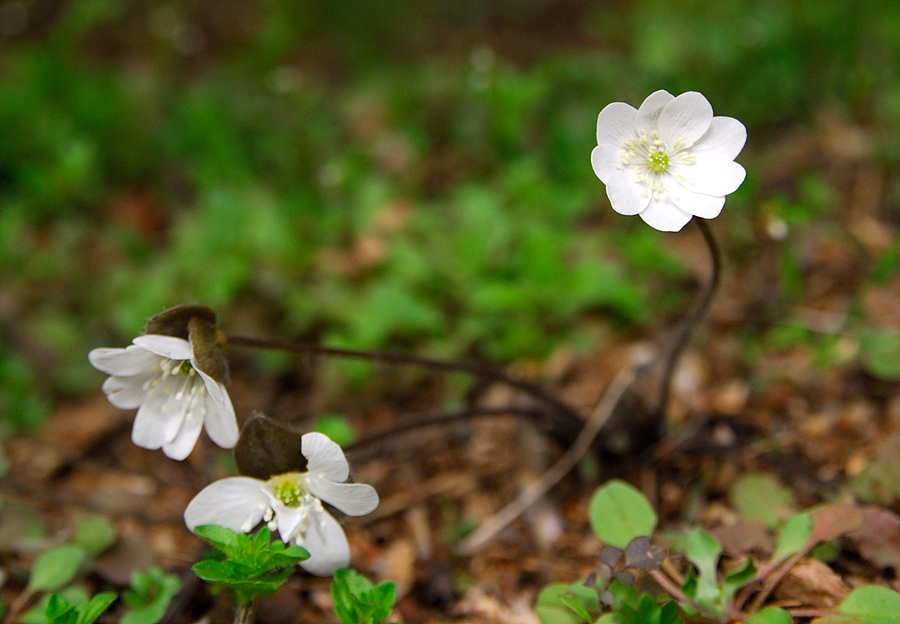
(226, 335), (586, 445)
(654, 218), (722, 419)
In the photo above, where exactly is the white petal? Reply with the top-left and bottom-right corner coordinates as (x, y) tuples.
(162, 403), (205, 460)
(89, 345), (158, 376)
(131, 387), (184, 450)
(634, 90), (674, 130)
(133, 335), (193, 361)
(693, 116), (747, 161)
(678, 155), (746, 196)
(270, 499), (307, 543)
(639, 200), (693, 232)
(302, 433), (350, 482)
(196, 370), (239, 449)
(184, 477), (269, 533)
(304, 479), (379, 516)
(657, 92), (713, 148)
(591, 144), (623, 184)
(605, 170), (651, 216)
(298, 510), (351, 577)
(101, 375), (149, 409)
(595, 102), (638, 147)
(670, 187), (726, 219)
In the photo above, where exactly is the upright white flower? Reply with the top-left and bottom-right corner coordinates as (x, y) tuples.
(591, 90), (747, 232)
(184, 432), (379, 577)
(89, 335), (238, 460)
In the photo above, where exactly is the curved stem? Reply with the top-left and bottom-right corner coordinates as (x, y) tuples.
(654, 219), (722, 419)
(226, 335), (586, 444)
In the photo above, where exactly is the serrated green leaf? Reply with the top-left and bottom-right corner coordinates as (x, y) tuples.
(28, 546), (87, 592)
(748, 606), (792, 624)
(193, 524), (241, 554)
(368, 582), (398, 622)
(72, 515), (117, 557)
(774, 512), (812, 561)
(589, 480), (657, 549)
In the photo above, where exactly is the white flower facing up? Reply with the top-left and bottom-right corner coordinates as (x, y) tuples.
(591, 90), (747, 232)
(183, 432), (379, 577)
(89, 335), (238, 460)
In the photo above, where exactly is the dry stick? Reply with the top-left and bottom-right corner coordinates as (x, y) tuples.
(226, 335), (586, 444)
(455, 365), (636, 556)
(654, 218), (722, 419)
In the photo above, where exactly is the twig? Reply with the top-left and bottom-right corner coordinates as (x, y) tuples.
(226, 335), (587, 445)
(344, 405), (546, 454)
(455, 365), (636, 556)
(654, 219), (722, 419)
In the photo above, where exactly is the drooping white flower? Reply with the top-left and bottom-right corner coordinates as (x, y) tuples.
(89, 334), (238, 460)
(183, 432), (379, 576)
(591, 90), (747, 232)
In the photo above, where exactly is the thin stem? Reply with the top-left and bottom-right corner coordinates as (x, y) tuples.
(235, 601), (256, 624)
(227, 335), (586, 444)
(654, 218), (722, 419)
(344, 405), (545, 454)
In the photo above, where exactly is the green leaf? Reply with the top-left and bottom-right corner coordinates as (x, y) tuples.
(748, 606), (792, 624)
(589, 480), (657, 549)
(730, 473), (795, 528)
(193, 524), (241, 554)
(773, 512), (812, 561)
(723, 558), (756, 601)
(46, 594), (77, 623)
(75, 592), (117, 624)
(121, 566), (181, 624)
(28, 545), (87, 592)
(72, 515), (117, 557)
(684, 528), (721, 582)
(830, 586), (900, 623)
(859, 330), (900, 381)
(535, 583), (599, 624)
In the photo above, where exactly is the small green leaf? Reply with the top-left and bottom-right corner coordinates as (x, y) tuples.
(684, 528), (721, 582)
(773, 512), (812, 561)
(313, 413), (357, 446)
(75, 592), (117, 624)
(72, 515), (117, 557)
(859, 330), (900, 381)
(121, 566), (181, 624)
(723, 558), (756, 601)
(535, 583), (599, 624)
(832, 585), (900, 623)
(589, 480), (657, 548)
(730, 473), (795, 528)
(748, 606), (792, 624)
(193, 524), (241, 553)
(28, 546), (87, 592)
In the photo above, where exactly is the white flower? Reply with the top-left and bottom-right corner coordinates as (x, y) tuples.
(89, 335), (238, 460)
(591, 90), (747, 232)
(183, 432), (379, 576)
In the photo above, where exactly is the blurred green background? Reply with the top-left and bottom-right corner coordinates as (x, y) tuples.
(2, 0), (900, 431)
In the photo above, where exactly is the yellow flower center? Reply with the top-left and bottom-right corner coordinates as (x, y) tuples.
(270, 475), (304, 507)
(647, 150), (669, 173)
